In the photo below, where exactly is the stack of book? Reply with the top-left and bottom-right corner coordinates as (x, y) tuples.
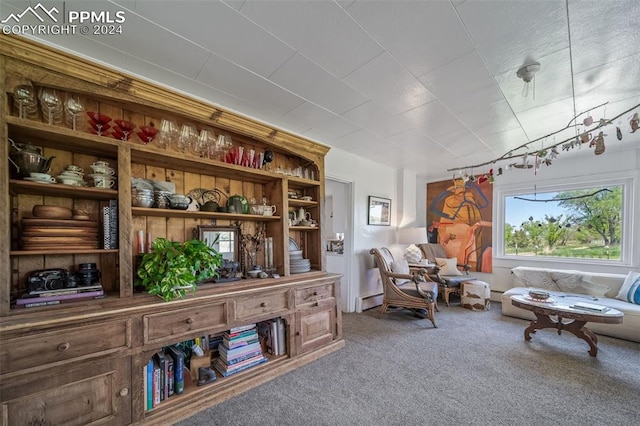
(102, 199), (118, 249)
(213, 324), (266, 377)
(14, 285), (105, 309)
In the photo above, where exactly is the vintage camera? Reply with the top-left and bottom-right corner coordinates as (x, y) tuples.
(27, 269), (70, 293)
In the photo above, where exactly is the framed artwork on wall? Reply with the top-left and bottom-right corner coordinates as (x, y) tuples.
(368, 196), (391, 226)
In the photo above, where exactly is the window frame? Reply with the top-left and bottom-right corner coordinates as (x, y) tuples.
(495, 174), (635, 266)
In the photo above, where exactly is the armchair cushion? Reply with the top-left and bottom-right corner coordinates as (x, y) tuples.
(435, 257), (462, 276)
(390, 259), (411, 285)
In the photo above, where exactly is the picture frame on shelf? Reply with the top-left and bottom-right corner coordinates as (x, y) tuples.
(368, 196), (391, 226)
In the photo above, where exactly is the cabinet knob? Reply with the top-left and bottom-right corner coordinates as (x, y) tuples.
(186, 317), (195, 324)
(260, 302), (267, 307)
(313, 291), (318, 296)
(296, 331), (301, 336)
(57, 342), (70, 352)
(119, 388), (129, 397)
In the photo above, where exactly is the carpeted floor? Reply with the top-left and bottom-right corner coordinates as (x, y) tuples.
(175, 302), (640, 425)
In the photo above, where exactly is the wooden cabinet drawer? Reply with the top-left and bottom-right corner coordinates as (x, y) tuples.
(295, 299), (336, 355)
(0, 319), (131, 375)
(144, 302), (229, 345)
(295, 282), (335, 306)
(235, 290), (290, 322)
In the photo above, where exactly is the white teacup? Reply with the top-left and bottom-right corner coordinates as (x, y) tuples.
(91, 166), (115, 176)
(93, 176), (116, 188)
(262, 205), (277, 216)
(30, 172), (55, 182)
(59, 176), (82, 185)
(92, 161), (110, 167)
(66, 165), (83, 173)
(60, 170), (83, 178)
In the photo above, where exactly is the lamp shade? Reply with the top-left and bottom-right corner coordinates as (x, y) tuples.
(398, 227), (428, 245)
(398, 227), (428, 264)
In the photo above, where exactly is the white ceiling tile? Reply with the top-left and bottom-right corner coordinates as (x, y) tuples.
(341, 101), (414, 138)
(457, 0), (569, 75)
(240, 0), (383, 78)
(419, 51), (504, 114)
(284, 103), (360, 143)
(385, 130), (444, 154)
(433, 129), (487, 156)
(344, 52), (436, 115)
(347, 0), (475, 77)
(134, 0), (295, 78)
(568, 0), (640, 74)
(222, 0), (245, 12)
(124, 56), (243, 112)
(456, 99), (521, 138)
(197, 54), (305, 115)
(398, 101), (467, 138)
(334, 129), (386, 152)
(515, 98), (576, 142)
(269, 53), (369, 114)
(230, 101), (290, 132)
(482, 127), (531, 155)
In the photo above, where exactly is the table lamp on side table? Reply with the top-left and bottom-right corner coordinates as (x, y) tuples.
(398, 227), (428, 264)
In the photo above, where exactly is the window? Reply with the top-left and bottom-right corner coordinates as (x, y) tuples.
(498, 177), (633, 264)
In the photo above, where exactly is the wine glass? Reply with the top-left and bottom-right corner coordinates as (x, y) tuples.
(155, 119), (178, 148)
(64, 95), (84, 130)
(176, 123), (198, 153)
(13, 85), (37, 119)
(194, 129), (215, 158)
(38, 88), (62, 125)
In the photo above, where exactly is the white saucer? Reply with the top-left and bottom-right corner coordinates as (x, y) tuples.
(24, 177), (54, 184)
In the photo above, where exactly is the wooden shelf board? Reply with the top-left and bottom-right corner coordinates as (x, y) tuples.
(10, 180), (118, 200)
(289, 226), (319, 231)
(7, 116), (120, 157)
(10, 249), (119, 256)
(131, 207), (281, 221)
(287, 199), (318, 207)
(287, 176), (321, 188)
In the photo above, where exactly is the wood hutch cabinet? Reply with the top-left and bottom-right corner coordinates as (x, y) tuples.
(0, 35), (343, 425)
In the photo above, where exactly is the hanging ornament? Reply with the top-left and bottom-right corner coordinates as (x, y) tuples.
(477, 174), (488, 184)
(583, 114), (593, 126)
(630, 112), (639, 133)
(616, 126), (623, 140)
(548, 146), (559, 159)
(497, 167), (503, 176)
(592, 131), (606, 155)
(580, 132), (592, 144)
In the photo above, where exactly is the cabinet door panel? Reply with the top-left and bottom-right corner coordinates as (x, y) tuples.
(1, 319), (131, 375)
(295, 299), (336, 355)
(1, 357), (131, 426)
(144, 301), (229, 345)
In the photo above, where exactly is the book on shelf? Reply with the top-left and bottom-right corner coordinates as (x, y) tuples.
(165, 346), (185, 394)
(276, 318), (286, 356)
(153, 359), (161, 407)
(153, 351), (166, 401)
(218, 341), (262, 361)
(146, 359), (154, 411)
(165, 353), (174, 397)
(102, 201), (118, 249)
(224, 349), (264, 365)
(229, 324), (257, 334)
(28, 284), (103, 296)
(15, 290), (105, 308)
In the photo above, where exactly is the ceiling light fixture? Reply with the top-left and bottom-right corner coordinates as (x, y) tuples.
(517, 61), (541, 99)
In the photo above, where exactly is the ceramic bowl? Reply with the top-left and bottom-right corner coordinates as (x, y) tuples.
(247, 270), (261, 278)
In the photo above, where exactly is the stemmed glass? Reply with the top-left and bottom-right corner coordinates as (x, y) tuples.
(113, 119), (136, 141)
(194, 129), (215, 158)
(87, 111), (112, 136)
(176, 123), (198, 153)
(13, 85), (38, 119)
(137, 125), (159, 144)
(155, 119), (178, 149)
(64, 95), (84, 130)
(38, 88), (63, 125)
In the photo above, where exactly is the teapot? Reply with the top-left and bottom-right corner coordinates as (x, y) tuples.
(8, 139), (56, 178)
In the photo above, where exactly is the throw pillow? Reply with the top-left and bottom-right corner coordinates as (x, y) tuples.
(390, 259), (410, 285)
(615, 271), (640, 304)
(435, 257), (462, 276)
(577, 277), (611, 298)
(511, 267), (561, 291)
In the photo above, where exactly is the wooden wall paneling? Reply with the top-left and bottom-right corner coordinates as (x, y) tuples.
(145, 165), (168, 242)
(183, 171), (202, 241)
(131, 162), (147, 258)
(118, 145), (132, 296)
(100, 252), (118, 294)
(0, 51), (8, 317)
(166, 169), (185, 243)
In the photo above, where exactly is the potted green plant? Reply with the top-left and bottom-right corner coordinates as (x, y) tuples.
(136, 238), (223, 302)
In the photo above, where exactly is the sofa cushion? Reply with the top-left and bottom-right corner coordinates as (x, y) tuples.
(435, 257), (462, 276)
(550, 271), (610, 297)
(511, 267), (561, 291)
(615, 271), (640, 304)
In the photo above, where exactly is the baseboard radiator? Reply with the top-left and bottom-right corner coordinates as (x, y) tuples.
(355, 292), (383, 313)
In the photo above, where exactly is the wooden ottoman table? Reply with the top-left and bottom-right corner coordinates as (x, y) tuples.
(461, 280), (490, 311)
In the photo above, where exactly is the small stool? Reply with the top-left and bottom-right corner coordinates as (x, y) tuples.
(461, 280), (490, 311)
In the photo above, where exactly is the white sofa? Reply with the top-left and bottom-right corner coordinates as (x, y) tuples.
(501, 267), (640, 343)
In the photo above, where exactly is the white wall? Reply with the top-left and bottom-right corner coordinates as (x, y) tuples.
(325, 147), (398, 312)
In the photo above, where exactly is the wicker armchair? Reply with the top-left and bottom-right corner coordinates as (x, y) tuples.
(418, 243), (476, 306)
(369, 247), (438, 328)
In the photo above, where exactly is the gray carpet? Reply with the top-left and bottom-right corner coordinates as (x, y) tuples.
(175, 303), (640, 426)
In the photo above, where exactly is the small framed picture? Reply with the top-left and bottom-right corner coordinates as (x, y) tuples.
(368, 196), (391, 226)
